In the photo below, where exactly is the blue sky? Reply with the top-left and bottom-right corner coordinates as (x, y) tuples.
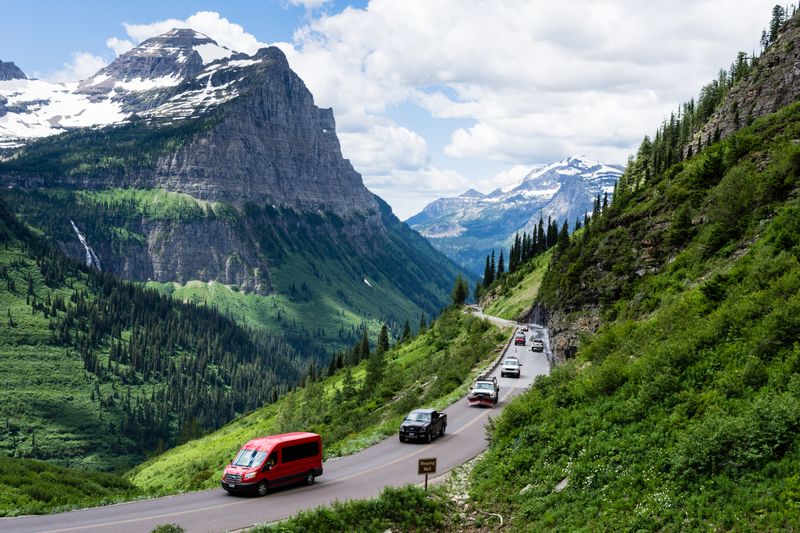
(1, 0), (364, 75)
(0, 0), (775, 218)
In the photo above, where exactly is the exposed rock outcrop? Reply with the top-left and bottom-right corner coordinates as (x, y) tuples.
(688, 16), (800, 155)
(0, 60), (26, 81)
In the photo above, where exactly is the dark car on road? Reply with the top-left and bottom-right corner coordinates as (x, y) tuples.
(399, 408), (447, 443)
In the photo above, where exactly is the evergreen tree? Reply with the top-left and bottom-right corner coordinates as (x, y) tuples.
(451, 275), (469, 306)
(377, 323), (390, 354)
(769, 4), (786, 43)
(668, 203), (693, 246)
(401, 319), (411, 342)
(357, 328), (370, 362)
(364, 326), (387, 396)
(497, 250), (505, 276)
(483, 255), (493, 287)
(557, 219), (570, 254)
(419, 313), (427, 334)
(474, 281), (484, 302)
(537, 218), (546, 254)
(489, 251), (496, 283)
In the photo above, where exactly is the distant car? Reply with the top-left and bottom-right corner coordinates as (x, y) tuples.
(399, 408), (447, 443)
(514, 332), (526, 346)
(468, 376), (499, 407)
(501, 357), (522, 378)
(531, 338), (544, 352)
(520, 325), (529, 332)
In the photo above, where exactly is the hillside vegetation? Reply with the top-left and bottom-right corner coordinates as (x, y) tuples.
(0, 201), (303, 471)
(481, 250), (552, 320)
(469, 96), (800, 530)
(0, 456), (139, 517)
(0, 187), (464, 353)
(128, 308), (507, 494)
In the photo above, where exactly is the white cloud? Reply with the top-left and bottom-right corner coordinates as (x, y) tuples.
(287, 0), (331, 9)
(46, 2), (776, 215)
(46, 52), (107, 82)
(277, 0), (774, 214)
(488, 165), (534, 193)
(117, 11), (267, 55)
(339, 124), (428, 176)
(367, 165), (471, 220)
(105, 37), (134, 56)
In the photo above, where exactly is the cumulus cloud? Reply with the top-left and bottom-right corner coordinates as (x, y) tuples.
(114, 11), (267, 55)
(105, 37), (134, 56)
(278, 0), (771, 214)
(46, 52), (106, 82)
(84, 2), (774, 215)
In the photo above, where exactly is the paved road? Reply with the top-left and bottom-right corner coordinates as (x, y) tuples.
(2, 318), (551, 533)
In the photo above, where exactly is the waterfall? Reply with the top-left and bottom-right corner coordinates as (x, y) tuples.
(70, 220), (102, 271)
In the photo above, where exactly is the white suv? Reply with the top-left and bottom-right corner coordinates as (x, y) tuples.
(500, 357), (522, 378)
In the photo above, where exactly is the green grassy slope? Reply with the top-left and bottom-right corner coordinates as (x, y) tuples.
(128, 309), (508, 494)
(0, 456), (139, 517)
(482, 250), (552, 320)
(468, 101), (800, 530)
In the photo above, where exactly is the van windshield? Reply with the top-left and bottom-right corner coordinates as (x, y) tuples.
(232, 448), (267, 468)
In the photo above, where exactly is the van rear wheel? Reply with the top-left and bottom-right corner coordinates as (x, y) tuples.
(256, 481), (268, 497)
(305, 471), (316, 486)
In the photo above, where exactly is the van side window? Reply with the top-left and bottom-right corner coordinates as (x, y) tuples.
(281, 441), (320, 463)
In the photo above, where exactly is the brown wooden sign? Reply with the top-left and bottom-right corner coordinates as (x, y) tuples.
(418, 457), (437, 475)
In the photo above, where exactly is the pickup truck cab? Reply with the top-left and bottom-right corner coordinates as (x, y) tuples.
(501, 356), (522, 378)
(468, 376), (499, 407)
(531, 338), (544, 352)
(399, 408), (447, 443)
(222, 432), (322, 496)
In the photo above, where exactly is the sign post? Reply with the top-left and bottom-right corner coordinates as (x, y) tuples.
(418, 457), (437, 491)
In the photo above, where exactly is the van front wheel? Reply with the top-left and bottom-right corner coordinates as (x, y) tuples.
(305, 471), (316, 485)
(256, 481), (268, 497)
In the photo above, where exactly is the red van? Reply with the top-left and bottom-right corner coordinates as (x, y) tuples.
(221, 432), (323, 496)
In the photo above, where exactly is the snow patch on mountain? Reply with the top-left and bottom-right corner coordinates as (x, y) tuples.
(407, 156), (624, 275)
(194, 43), (234, 65)
(0, 29), (284, 148)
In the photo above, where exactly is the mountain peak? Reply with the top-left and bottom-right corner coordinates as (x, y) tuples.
(0, 60), (26, 81)
(93, 28), (236, 84)
(461, 188), (485, 198)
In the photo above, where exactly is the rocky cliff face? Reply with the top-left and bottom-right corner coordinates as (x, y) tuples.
(0, 30), (462, 319)
(688, 16), (800, 154)
(0, 60), (25, 81)
(150, 47), (378, 216)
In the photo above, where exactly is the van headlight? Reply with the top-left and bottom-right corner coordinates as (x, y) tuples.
(244, 472), (257, 480)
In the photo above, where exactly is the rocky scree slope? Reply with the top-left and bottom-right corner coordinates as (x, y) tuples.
(408, 156), (622, 275)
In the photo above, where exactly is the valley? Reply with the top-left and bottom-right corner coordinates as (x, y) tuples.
(2, 3), (800, 532)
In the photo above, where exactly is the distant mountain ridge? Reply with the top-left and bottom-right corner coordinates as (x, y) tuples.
(407, 156), (623, 275)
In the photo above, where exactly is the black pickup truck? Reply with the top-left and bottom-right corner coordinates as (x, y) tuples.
(399, 408), (447, 443)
